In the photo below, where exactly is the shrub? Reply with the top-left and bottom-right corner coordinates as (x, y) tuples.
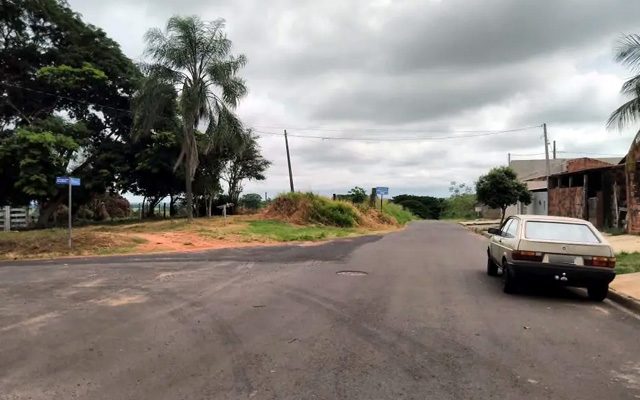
(348, 186), (368, 203)
(309, 197), (359, 227)
(381, 201), (416, 224)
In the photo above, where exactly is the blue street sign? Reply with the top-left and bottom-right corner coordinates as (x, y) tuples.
(56, 176), (81, 186)
(375, 187), (389, 196)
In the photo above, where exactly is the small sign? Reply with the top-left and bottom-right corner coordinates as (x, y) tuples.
(375, 187), (389, 196)
(56, 176), (81, 186)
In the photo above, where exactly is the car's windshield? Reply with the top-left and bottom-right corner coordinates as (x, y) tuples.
(524, 221), (600, 243)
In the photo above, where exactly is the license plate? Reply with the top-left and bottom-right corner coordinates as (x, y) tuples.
(548, 254), (576, 265)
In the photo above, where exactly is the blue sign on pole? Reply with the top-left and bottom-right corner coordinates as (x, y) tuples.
(56, 176), (81, 186)
(375, 187), (389, 196)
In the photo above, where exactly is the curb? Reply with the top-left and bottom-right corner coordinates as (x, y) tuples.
(607, 288), (640, 314)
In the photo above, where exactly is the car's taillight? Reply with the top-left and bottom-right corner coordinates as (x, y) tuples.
(512, 250), (544, 262)
(584, 256), (616, 268)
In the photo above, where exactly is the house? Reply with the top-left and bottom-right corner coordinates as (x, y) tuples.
(545, 137), (640, 233)
(506, 157), (621, 217)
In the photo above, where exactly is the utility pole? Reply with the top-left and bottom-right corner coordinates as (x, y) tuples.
(507, 152), (511, 166)
(543, 123), (551, 181)
(553, 140), (556, 160)
(284, 130), (294, 192)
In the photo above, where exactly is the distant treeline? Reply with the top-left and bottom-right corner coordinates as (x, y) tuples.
(391, 193), (477, 220)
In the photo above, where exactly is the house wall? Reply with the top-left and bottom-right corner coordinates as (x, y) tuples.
(523, 191), (548, 215)
(626, 142), (640, 233)
(566, 158), (614, 173)
(548, 187), (584, 219)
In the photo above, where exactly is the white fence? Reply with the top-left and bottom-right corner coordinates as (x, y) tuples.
(0, 206), (31, 231)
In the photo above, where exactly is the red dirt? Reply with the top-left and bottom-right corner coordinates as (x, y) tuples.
(129, 232), (274, 253)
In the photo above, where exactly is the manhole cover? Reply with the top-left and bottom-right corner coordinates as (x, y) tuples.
(336, 270), (368, 276)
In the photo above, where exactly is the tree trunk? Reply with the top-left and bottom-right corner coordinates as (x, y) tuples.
(37, 197), (64, 228)
(500, 206), (507, 226)
(185, 171), (193, 222)
(169, 194), (175, 217)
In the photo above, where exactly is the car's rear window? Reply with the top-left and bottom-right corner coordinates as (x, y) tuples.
(524, 221), (600, 243)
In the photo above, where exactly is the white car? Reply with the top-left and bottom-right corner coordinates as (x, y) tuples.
(487, 215), (616, 301)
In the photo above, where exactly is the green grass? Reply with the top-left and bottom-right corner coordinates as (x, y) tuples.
(615, 252), (640, 274)
(381, 201), (416, 225)
(242, 220), (356, 242)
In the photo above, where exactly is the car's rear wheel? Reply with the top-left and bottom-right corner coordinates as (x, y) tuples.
(487, 255), (498, 276)
(587, 283), (608, 302)
(502, 262), (517, 294)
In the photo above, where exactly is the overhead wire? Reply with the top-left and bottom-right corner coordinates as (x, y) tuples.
(252, 125), (542, 142)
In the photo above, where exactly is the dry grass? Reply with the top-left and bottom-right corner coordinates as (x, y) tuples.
(0, 229), (145, 260)
(0, 207), (403, 261)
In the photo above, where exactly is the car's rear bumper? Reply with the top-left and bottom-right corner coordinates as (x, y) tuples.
(507, 261), (615, 288)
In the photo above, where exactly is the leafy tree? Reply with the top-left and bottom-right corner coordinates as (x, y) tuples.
(476, 167), (531, 224)
(222, 130), (270, 205)
(0, 119), (81, 205)
(123, 131), (184, 217)
(391, 195), (444, 219)
(240, 193), (262, 210)
(193, 139), (225, 217)
(441, 194), (477, 220)
(138, 16), (247, 221)
(1, 0), (140, 226)
(347, 187), (368, 204)
(608, 34), (640, 129)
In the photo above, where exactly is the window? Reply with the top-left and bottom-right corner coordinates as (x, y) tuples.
(500, 219), (513, 236)
(525, 221), (600, 243)
(505, 218), (519, 238)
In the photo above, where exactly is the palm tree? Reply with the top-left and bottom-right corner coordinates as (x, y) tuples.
(139, 16), (247, 221)
(608, 34), (640, 129)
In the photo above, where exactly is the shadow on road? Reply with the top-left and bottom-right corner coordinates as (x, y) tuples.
(476, 270), (593, 304)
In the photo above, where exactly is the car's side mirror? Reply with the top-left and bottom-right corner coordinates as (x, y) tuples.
(487, 228), (501, 236)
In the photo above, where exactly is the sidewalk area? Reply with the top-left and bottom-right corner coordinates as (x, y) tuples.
(605, 235), (640, 309)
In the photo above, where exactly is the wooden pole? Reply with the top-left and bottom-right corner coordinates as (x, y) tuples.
(284, 130), (294, 192)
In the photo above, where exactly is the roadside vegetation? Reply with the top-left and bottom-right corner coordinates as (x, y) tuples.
(615, 252), (640, 274)
(0, 192), (414, 260)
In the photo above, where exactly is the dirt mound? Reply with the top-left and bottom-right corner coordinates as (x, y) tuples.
(264, 193), (398, 228)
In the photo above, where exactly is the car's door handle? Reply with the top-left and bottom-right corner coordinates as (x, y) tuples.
(498, 238), (502, 243)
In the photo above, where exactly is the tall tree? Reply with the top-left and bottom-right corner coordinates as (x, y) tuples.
(608, 34), (640, 129)
(222, 130), (270, 205)
(138, 16), (247, 221)
(476, 167), (531, 225)
(1, 0), (140, 225)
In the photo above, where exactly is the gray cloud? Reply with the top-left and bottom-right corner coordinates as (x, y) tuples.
(68, 0), (640, 197)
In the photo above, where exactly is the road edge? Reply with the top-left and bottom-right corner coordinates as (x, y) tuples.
(461, 223), (640, 315)
(607, 288), (640, 314)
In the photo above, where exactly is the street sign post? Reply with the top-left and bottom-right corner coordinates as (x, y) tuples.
(375, 187), (389, 210)
(56, 176), (81, 248)
(216, 203), (234, 225)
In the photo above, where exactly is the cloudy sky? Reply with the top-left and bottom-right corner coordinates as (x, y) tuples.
(70, 0), (640, 198)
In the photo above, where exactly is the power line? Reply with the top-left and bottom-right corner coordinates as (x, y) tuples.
(252, 124), (543, 133)
(253, 125), (541, 142)
(1, 81), (134, 115)
(510, 151), (624, 158)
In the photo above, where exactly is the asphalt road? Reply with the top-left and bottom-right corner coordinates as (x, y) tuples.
(1, 221), (640, 399)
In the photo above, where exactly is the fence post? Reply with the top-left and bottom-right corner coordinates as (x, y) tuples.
(4, 206), (10, 231)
